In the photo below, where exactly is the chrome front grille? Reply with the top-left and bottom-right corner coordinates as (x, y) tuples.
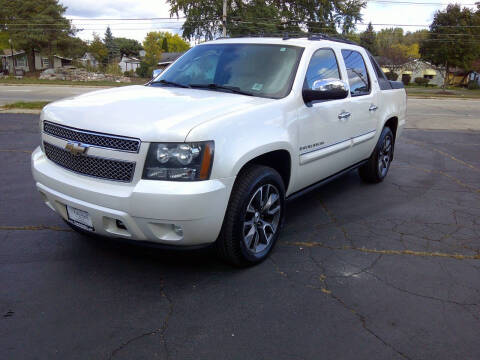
(44, 142), (136, 182)
(43, 121), (140, 153)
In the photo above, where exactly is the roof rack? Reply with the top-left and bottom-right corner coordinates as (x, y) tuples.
(215, 32), (358, 45)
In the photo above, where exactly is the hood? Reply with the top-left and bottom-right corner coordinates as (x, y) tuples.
(42, 85), (272, 142)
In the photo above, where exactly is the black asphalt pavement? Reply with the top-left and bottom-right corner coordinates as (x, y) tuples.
(1, 113), (479, 360)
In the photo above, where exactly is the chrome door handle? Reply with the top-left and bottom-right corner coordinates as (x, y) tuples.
(338, 111), (351, 120)
(369, 104), (378, 112)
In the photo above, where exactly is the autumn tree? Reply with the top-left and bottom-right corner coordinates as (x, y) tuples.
(89, 33), (108, 65)
(420, 4), (480, 88)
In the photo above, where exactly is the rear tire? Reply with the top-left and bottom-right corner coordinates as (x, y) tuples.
(216, 165), (286, 267)
(359, 126), (394, 183)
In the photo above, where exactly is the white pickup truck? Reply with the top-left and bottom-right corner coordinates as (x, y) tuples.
(32, 35), (406, 266)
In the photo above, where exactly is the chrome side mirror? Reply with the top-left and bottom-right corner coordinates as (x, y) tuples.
(152, 69), (163, 79)
(303, 78), (349, 103)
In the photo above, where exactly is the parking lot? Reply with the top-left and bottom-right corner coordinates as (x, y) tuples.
(1, 109), (479, 359)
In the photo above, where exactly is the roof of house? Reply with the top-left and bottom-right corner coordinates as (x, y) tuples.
(1, 49), (25, 57)
(160, 52), (184, 62)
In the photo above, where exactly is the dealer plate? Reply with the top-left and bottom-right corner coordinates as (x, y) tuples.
(66, 205), (94, 231)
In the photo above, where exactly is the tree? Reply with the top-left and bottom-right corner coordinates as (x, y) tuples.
(104, 26), (120, 62)
(0, 0), (73, 70)
(168, 0), (366, 40)
(58, 36), (88, 59)
(162, 37), (169, 52)
(420, 4), (480, 88)
(360, 22), (376, 55)
(143, 32), (164, 67)
(89, 33), (108, 65)
(113, 37), (143, 57)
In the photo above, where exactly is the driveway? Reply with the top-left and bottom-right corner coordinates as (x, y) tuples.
(1, 112), (479, 359)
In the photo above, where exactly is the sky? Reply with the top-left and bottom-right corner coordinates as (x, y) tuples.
(61, 0), (479, 43)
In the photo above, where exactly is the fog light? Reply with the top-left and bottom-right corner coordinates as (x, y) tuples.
(116, 219), (127, 230)
(173, 224), (183, 237)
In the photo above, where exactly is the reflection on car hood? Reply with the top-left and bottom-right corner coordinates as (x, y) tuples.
(42, 85), (272, 142)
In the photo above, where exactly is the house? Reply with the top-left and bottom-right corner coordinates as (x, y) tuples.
(157, 52), (184, 70)
(34, 51), (72, 70)
(382, 59), (444, 87)
(0, 49), (73, 74)
(79, 52), (99, 68)
(118, 55), (140, 72)
(469, 71), (480, 86)
(0, 49), (28, 73)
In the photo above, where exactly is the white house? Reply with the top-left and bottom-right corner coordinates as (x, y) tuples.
(118, 55), (140, 72)
(381, 59), (444, 87)
(79, 52), (99, 68)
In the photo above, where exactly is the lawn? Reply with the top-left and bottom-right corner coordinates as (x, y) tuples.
(406, 87), (480, 99)
(1, 101), (50, 110)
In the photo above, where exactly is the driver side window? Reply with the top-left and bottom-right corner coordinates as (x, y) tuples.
(304, 48), (341, 90)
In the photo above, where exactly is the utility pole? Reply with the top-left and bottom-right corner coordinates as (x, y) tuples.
(222, 0), (227, 37)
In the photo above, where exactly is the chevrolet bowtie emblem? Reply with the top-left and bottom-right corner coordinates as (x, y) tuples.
(65, 142), (88, 156)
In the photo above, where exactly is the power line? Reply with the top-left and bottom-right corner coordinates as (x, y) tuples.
(368, 0), (478, 5)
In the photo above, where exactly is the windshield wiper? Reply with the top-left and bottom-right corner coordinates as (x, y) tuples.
(189, 83), (253, 96)
(151, 79), (190, 88)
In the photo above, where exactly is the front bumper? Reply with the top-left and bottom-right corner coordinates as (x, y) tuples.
(31, 147), (235, 246)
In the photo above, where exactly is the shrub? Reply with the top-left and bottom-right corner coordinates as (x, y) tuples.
(414, 77), (430, 86)
(385, 71), (398, 81)
(136, 62), (152, 78)
(467, 80), (480, 90)
(105, 63), (122, 76)
(402, 74), (411, 86)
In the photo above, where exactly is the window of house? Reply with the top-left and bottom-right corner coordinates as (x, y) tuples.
(16, 56), (26, 67)
(304, 48), (341, 89)
(423, 75), (434, 80)
(341, 49), (370, 96)
(42, 58), (49, 67)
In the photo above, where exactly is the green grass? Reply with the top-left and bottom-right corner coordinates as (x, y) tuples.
(1, 101), (50, 110)
(407, 87), (480, 99)
(0, 77), (148, 87)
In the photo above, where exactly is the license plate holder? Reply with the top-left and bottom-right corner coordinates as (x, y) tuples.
(66, 205), (94, 231)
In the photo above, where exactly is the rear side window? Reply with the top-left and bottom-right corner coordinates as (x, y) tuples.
(341, 49), (370, 96)
(304, 48), (341, 89)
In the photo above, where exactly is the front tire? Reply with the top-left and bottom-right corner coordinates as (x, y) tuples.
(359, 126), (394, 183)
(216, 165), (286, 266)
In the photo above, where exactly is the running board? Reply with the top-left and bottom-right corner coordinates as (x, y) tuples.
(286, 160), (368, 201)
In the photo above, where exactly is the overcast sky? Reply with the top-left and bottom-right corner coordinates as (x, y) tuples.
(61, 0), (478, 43)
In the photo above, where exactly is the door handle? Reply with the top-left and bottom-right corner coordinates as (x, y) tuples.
(338, 111), (351, 120)
(369, 104), (378, 112)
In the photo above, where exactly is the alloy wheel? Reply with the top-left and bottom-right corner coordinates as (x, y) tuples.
(243, 184), (281, 254)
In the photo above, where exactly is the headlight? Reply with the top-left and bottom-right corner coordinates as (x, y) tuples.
(142, 141), (214, 181)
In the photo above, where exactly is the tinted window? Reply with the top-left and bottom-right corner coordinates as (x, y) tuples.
(304, 48), (340, 89)
(152, 44), (304, 99)
(341, 50), (370, 96)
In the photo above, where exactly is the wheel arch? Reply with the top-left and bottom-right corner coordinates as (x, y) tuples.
(234, 147), (293, 193)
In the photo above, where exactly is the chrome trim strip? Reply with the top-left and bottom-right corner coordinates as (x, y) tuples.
(299, 129), (376, 165)
(43, 121), (141, 153)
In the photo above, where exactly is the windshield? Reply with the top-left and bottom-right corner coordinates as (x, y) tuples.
(150, 43), (304, 99)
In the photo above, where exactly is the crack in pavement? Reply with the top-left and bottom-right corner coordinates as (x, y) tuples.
(395, 164), (480, 195)
(282, 241), (480, 260)
(108, 279), (173, 359)
(404, 139), (480, 172)
(271, 251), (411, 359)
